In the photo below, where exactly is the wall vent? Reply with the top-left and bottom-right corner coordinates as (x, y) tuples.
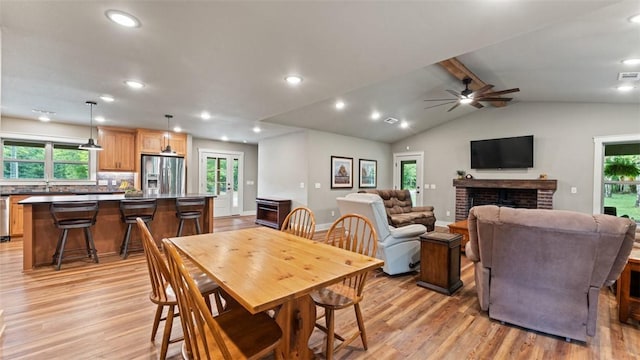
(384, 117), (399, 124)
(618, 72), (640, 81)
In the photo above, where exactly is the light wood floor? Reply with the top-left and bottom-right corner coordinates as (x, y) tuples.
(1, 216), (639, 359)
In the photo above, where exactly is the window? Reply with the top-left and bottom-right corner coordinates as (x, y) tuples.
(2, 139), (92, 181)
(53, 144), (89, 180)
(3, 140), (46, 179)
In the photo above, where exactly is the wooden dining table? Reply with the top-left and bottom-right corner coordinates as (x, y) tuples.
(167, 226), (384, 359)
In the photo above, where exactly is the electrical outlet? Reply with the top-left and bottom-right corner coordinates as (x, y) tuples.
(111, 179), (117, 185)
(300, 182), (305, 189)
(446, 211), (451, 217)
(430, 184), (436, 189)
(98, 180), (108, 186)
(571, 187), (577, 194)
(315, 183), (321, 189)
(331, 210), (335, 217)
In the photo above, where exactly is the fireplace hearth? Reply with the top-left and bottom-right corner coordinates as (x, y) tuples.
(454, 179), (557, 221)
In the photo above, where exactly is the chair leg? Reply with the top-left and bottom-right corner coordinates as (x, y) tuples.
(195, 218), (201, 234)
(177, 219), (184, 237)
(52, 230), (65, 265)
(84, 227), (99, 263)
(354, 303), (368, 350)
(213, 289), (224, 314)
(325, 308), (335, 360)
(55, 229), (69, 271)
(120, 223), (132, 259)
(160, 304), (175, 360)
(151, 304), (163, 341)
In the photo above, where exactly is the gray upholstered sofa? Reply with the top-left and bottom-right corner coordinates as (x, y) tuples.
(359, 189), (435, 231)
(466, 205), (636, 341)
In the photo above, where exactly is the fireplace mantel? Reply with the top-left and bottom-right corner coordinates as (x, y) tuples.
(452, 179), (557, 190)
(453, 179), (557, 221)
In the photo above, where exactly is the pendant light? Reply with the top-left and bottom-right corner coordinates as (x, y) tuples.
(79, 101), (103, 151)
(160, 114), (177, 156)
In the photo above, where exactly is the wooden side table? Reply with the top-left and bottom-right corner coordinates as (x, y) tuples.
(448, 219), (469, 252)
(255, 197), (291, 229)
(418, 232), (463, 295)
(617, 246), (640, 323)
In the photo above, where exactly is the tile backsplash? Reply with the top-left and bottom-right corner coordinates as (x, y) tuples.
(0, 172), (136, 194)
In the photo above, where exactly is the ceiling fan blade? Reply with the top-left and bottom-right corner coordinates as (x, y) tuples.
(446, 89), (461, 98)
(471, 84), (494, 96)
(476, 97), (513, 102)
(423, 98), (458, 102)
(471, 101), (484, 109)
(424, 101), (457, 110)
(480, 88), (520, 97)
(447, 102), (461, 112)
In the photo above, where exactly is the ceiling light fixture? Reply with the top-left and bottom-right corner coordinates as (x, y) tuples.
(124, 80), (145, 89)
(221, 136), (229, 142)
(371, 111), (381, 120)
(38, 115), (50, 122)
(100, 95), (115, 102)
(95, 116), (106, 123)
(617, 85), (635, 92)
(335, 101), (345, 110)
(460, 97), (474, 104)
(400, 121), (409, 129)
(200, 111), (211, 120)
(622, 58), (640, 65)
(160, 114), (177, 156)
(629, 14), (640, 23)
(173, 126), (182, 133)
(253, 126), (261, 133)
(285, 75), (303, 85)
(105, 10), (141, 28)
(79, 101), (103, 151)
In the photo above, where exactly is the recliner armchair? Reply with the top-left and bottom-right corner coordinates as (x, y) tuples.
(337, 193), (426, 275)
(467, 205), (636, 341)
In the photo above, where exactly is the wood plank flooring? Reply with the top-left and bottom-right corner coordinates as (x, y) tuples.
(1, 215), (639, 359)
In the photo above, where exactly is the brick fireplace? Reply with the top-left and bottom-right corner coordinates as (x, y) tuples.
(453, 179), (557, 221)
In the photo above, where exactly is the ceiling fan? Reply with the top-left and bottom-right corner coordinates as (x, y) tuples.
(424, 77), (520, 112)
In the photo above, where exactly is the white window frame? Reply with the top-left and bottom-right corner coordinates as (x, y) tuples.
(0, 132), (97, 186)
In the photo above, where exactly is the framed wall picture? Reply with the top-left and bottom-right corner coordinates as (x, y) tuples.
(359, 159), (377, 188)
(331, 156), (353, 189)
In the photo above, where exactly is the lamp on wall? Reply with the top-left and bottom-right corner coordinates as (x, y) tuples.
(79, 101), (103, 151)
(160, 114), (177, 156)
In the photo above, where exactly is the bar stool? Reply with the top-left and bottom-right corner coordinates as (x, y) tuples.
(50, 201), (99, 271)
(119, 199), (157, 259)
(175, 197), (205, 236)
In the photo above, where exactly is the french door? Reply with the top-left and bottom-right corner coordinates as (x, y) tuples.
(199, 150), (243, 217)
(393, 152), (424, 206)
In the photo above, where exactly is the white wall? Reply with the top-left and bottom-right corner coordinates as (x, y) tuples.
(391, 102), (640, 222)
(190, 137), (259, 212)
(1, 116), (90, 139)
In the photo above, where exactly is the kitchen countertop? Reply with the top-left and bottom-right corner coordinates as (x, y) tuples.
(19, 193), (216, 204)
(4, 191), (125, 196)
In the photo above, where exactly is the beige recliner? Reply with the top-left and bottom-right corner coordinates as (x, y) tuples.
(466, 205), (636, 342)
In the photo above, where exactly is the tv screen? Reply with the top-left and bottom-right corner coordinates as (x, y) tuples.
(470, 135), (534, 169)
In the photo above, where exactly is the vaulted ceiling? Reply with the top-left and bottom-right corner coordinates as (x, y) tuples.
(1, 1), (638, 144)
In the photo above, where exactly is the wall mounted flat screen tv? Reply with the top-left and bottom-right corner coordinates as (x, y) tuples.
(470, 135), (534, 169)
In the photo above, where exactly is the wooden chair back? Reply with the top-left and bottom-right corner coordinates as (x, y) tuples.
(163, 239), (233, 359)
(280, 207), (316, 239)
(136, 218), (172, 304)
(325, 214), (378, 295)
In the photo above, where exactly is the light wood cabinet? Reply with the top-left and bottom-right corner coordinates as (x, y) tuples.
(97, 127), (136, 171)
(137, 129), (187, 156)
(10, 195), (28, 237)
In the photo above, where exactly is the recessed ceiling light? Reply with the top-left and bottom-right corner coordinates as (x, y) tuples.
(95, 116), (106, 123)
(105, 10), (141, 28)
(32, 109), (56, 115)
(221, 136), (229, 141)
(100, 95), (114, 102)
(285, 75), (303, 85)
(253, 126), (261, 133)
(173, 126), (182, 132)
(370, 111), (381, 120)
(335, 101), (345, 110)
(200, 111), (211, 120)
(630, 14), (640, 23)
(617, 85), (635, 92)
(400, 121), (409, 129)
(38, 115), (50, 122)
(243, 140), (248, 143)
(124, 80), (145, 89)
(622, 58), (640, 65)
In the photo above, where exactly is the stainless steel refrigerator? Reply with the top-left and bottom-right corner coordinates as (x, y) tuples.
(141, 155), (186, 195)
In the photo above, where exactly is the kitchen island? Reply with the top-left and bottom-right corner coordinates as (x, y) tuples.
(19, 193), (215, 270)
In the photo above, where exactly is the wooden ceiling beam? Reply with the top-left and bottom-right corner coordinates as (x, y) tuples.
(438, 57), (507, 108)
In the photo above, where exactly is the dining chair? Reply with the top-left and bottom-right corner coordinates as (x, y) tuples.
(311, 214), (378, 360)
(162, 239), (283, 360)
(136, 218), (223, 360)
(280, 206), (316, 239)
